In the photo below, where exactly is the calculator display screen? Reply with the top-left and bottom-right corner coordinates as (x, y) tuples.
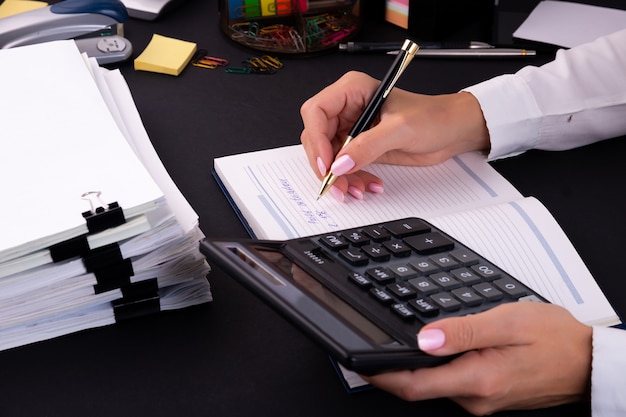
(243, 245), (397, 346)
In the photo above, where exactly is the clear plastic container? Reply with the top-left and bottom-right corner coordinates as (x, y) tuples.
(219, 1), (361, 54)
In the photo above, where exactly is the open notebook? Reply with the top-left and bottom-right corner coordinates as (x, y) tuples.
(213, 144), (619, 328)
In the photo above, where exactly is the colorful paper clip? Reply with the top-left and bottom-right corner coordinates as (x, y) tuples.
(225, 67), (252, 74)
(230, 21), (260, 37)
(244, 57), (276, 74)
(321, 25), (357, 46)
(260, 55), (283, 69)
(192, 49), (229, 69)
(230, 55), (282, 74)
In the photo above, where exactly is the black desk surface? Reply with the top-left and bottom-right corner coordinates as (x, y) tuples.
(2, 1), (625, 416)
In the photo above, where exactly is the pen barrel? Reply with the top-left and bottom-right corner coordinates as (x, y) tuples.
(347, 47), (409, 137)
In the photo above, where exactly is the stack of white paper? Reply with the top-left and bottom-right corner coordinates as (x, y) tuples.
(0, 40), (212, 351)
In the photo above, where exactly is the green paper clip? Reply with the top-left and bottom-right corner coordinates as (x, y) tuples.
(225, 67), (252, 74)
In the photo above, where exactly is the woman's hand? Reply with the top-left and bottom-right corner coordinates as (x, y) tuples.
(362, 302), (592, 416)
(300, 71), (490, 201)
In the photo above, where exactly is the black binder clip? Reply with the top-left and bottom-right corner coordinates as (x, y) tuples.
(81, 191), (126, 234)
(83, 243), (134, 293)
(112, 278), (161, 321)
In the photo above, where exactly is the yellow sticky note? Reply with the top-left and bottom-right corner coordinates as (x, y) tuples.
(134, 34), (197, 76)
(0, 0), (48, 19)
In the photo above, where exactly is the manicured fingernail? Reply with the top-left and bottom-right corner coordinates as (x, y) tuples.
(367, 183), (384, 194)
(316, 156), (327, 177)
(418, 329), (445, 351)
(347, 186), (363, 200)
(329, 186), (345, 203)
(330, 154), (355, 176)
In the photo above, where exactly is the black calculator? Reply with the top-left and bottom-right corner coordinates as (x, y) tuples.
(200, 218), (547, 374)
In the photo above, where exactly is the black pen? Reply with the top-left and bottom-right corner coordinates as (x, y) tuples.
(317, 39), (420, 199)
(338, 41), (493, 53)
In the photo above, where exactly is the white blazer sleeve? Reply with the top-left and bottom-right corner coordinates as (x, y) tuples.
(463, 29), (626, 160)
(591, 326), (626, 417)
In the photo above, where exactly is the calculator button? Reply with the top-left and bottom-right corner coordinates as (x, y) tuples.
(429, 254), (460, 270)
(388, 263), (418, 279)
(339, 248), (368, 266)
(429, 272), (461, 289)
(404, 232), (455, 255)
(430, 292), (462, 312)
(493, 278), (528, 298)
(383, 240), (412, 257)
(518, 295), (544, 303)
(366, 267), (397, 284)
(392, 303), (416, 320)
(408, 258), (440, 275)
(341, 230), (370, 246)
(471, 263), (502, 281)
(472, 282), (504, 301)
(362, 244), (391, 262)
(450, 267), (482, 285)
(408, 298), (439, 317)
(362, 226), (391, 242)
(449, 249), (480, 265)
(319, 235), (348, 250)
(348, 272), (372, 289)
(370, 287), (394, 304)
(383, 218), (431, 237)
(386, 282), (417, 300)
(408, 276), (440, 296)
(451, 287), (483, 307)
(383, 240), (411, 258)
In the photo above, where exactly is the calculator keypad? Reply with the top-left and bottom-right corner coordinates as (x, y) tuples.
(285, 218), (545, 342)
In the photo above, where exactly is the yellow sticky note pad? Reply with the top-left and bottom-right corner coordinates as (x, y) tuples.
(134, 34), (197, 76)
(0, 0), (48, 18)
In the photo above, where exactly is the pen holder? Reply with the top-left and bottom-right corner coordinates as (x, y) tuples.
(219, 0), (361, 54)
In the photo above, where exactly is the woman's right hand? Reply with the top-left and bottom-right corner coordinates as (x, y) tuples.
(300, 71), (491, 201)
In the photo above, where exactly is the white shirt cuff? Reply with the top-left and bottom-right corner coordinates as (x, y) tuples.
(462, 74), (542, 161)
(591, 326), (626, 417)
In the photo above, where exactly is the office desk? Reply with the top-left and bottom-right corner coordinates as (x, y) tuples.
(1, 1), (624, 416)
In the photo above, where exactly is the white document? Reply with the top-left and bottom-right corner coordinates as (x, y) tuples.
(513, 1), (626, 48)
(0, 41), (165, 262)
(0, 40), (212, 352)
(95, 64), (201, 234)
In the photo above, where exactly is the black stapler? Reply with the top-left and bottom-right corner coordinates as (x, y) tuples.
(0, 0), (132, 64)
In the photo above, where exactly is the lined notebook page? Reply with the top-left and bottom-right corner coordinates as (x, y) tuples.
(214, 144), (522, 240)
(429, 197), (618, 326)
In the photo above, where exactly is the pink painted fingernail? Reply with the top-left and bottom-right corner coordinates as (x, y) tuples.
(347, 186), (364, 200)
(367, 183), (384, 194)
(330, 154), (355, 176)
(418, 329), (445, 351)
(316, 156), (327, 177)
(330, 186), (345, 203)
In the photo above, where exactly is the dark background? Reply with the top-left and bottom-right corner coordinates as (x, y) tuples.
(1, 0), (625, 416)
